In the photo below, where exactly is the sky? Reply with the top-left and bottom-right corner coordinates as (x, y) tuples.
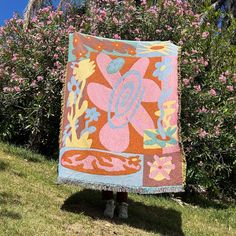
(0, 0), (29, 25)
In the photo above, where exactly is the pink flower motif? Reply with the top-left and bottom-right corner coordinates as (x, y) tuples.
(147, 155), (175, 181)
(209, 89), (217, 96)
(87, 53), (161, 152)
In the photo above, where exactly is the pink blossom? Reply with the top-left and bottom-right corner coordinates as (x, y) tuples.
(209, 89), (217, 96)
(14, 86), (20, 92)
(226, 86), (233, 92)
(100, 9), (107, 18)
(113, 34), (121, 40)
(30, 80), (37, 88)
(34, 62), (39, 70)
(194, 85), (201, 92)
(215, 125), (221, 136)
(54, 61), (61, 68)
(112, 17), (119, 25)
(204, 61), (208, 66)
(3, 87), (11, 93)
(31, 18), (38, 23)
(67, 25), (75, 33)
(198, 107), (208, 113)
(224, 70), (230, 76)
(202, 31), (209, 38)
(16, 19), (23, 24)
(198, 161), (204, 167)
(178, 40), (183, 45)
(12, 54), (19, 62)
(135, 37), (141, 41)
(54, 54), (59, 59)
(37, 76), (44, 81)
(141, 0), (147, 5)
(233, 74), (236, 81)
(198, 128), (208, 138)
(219, 74), (226, 83)
(183, 79), (190, 86)
(166, 25), (173, 31)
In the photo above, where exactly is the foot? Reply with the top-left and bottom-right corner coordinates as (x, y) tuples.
(117, 202), (128, 219)
(104, 199), (115, 218)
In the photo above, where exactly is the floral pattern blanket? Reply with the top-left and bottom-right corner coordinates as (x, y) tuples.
(58, 33), (185, 194)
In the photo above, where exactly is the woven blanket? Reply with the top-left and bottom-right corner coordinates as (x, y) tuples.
(58, 33), (185, 194)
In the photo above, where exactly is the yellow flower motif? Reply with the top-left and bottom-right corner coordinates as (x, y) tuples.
(73, 59), (95, 82)
(65, 131), (92, 148)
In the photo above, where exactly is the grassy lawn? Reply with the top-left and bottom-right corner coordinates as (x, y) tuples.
(0, 142), (235, 236)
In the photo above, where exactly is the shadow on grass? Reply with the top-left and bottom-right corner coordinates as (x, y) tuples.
(0, 209), (22, 220)
(0, 191), (22, 205)
(61, 189), (184, 236)
(0, 192), (22, 220)
(178, 192), (229, 210)
(0, 160), (9, 171)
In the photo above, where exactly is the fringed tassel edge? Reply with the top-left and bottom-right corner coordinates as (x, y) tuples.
(57, 177), (185, 194)
(58, 36), (71, 149)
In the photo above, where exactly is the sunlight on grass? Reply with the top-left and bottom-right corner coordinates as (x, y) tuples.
(0, 142), (235, 236)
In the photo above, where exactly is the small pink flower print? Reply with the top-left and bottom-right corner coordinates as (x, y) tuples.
(147, 155), (175, 181)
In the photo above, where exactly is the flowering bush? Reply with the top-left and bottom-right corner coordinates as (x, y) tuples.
(0, 0), (235, 197)
(0, 5), (86, 154)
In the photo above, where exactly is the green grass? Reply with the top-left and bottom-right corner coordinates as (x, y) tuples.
(0, 142), (235, 236)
